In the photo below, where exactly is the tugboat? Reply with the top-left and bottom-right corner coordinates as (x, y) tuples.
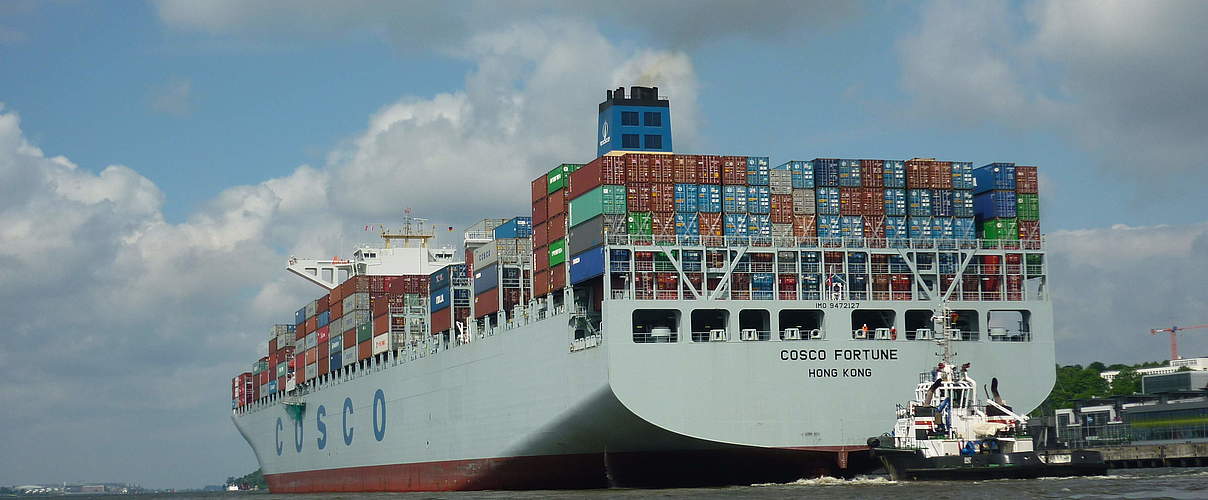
(867, 304), (1108, 481)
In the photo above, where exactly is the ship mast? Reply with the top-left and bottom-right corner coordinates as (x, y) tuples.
(379, 214), (435, 249)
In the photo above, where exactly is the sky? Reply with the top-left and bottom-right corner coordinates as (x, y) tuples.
(1, 0), (1207, 490)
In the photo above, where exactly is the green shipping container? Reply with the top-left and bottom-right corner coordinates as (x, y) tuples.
(627, 211), (653, 235)
(570, 185), (627, 227)
(1016, 194), (1040, 221)
(546, 163), (584, 194)
(404, 293), (424, 307)
(356, 322), (372, 343)
(980, 218), (1019, 240)
(548, 238), (567, 267)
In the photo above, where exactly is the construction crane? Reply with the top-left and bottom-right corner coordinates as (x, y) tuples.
(1149, 324), (1208, 360)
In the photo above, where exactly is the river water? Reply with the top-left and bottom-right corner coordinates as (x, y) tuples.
(104, 467), (1208, 500)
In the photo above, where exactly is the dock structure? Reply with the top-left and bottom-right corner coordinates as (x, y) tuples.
(1089, 443), (1208, 468)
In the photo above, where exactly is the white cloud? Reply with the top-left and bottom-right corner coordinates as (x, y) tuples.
(1047, 222), (1208, 364)
(0, 20), (698, 488)
(897, 0), (1208, 190)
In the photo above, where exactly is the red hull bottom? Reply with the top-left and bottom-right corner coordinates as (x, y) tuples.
(265, 447), (878, 492)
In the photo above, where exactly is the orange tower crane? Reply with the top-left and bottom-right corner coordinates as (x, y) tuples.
(1149, 324), (1208, 360)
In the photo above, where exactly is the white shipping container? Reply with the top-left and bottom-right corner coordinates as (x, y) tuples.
(305, 332), (317, 350)
(343, 347), (358, 367)
(305, 300), (317, 319)
(792, 188), (816, 215)
(343, 292), (370, 312)
(305, 362), (317, 381)
(770, 170), (793, 195)
(372, 334), (390, 355)
(285, 379), (297, 392)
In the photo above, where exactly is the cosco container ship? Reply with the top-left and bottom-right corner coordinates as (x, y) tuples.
(231, 86), (1053, 492)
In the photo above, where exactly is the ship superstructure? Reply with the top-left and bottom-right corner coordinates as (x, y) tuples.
(231, 86), (1055, 492)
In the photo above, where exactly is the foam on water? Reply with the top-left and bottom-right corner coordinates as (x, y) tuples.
(752, 475), (897, 487)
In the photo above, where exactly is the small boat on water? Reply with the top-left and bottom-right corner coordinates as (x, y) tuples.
(867, 305), (1108, 481)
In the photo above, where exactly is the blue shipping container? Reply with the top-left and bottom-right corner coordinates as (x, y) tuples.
(884, 216), (908, 239)
(747, 214), (771, 237)
(815, 187), (840, 215)
(569, 246), (605, 285)
(954, 217), (976, 240)
(723, 185), (748, 213)
(674, 213), (700, 235)
(473, 263), (499, 295)
(295, 307), (306, 326)
(782, 160), (815, 188)
(932, 189), (954, 217)
(697, 184), (722, 213)
(428, 287), (469, 312)
(747, 186), (771, 214)
(884, 160), (906, 188)
(269, 380), (277, 394)
(840, 215), (864, 238)
(752, 273), (774, 291)
(973, 163), (1016, 194)
(817, 215), (842, 238)
(838, 160), (863, 187)
(493, 217), (532, 239)
(746, 157), (770, 186)
(937, 217), (955, 239)
(908, 189), (933, 216)
(814, 159), (839, 187)
(330, 352), (342, 372)
(908, 216), (932, 239)
(330, 336), (342, 353)
(430, 264), (466, 292)
(883, 188), (907, 216)
(953, 191), (974, 217)
(674, 184), (699, 213)
(973, 190), (1017, 219)
(724, 214), (749, 236)
(317, 310), (330, 328)
(951, 162), (974, 190)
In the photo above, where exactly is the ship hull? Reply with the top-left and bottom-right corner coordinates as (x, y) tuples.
(235, 296), (1052, 492)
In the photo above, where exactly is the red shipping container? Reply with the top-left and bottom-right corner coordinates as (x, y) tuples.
(770, 194), (794, 223)
(534, 269), (550, 296)
(569, 160), (603, 199)
(268, 338), (278, 353)
(652, 155), (674, 181)
(652, 213), (676, 235)
(649, 183), (674, 213)
(1016, 166), (1039, 194)
(550, 263), (567, 291)
(627, 183), (652, 212)
(532, 175), (547, 204)
(932, 162), (953, 189)
(534, 246), (549, 271)
(1006, 275), (1023, 301)
(840, 188), (865, 215)
(860, 160), (885, 188)
(475, 288), (500, 318)
(673, 155), (700, 184)
(981, 255), (1001, 275)
(343, 329), (356, 348)
(305, 316), (317, 333)
(295, 354), (306, 384)
(305, 347), (318, 365)
(1018, 220), (1040, 240)
(656, 272), (678, 290)
(533, 222), (548, 248)
(601, 155), (626, 185)
(532, 196), (547, 225)
(906, 159), (933, 188)
(699, 212), (724, 237)
(373, 314), (389, 335)
(503, 289), (523, 312)
(548, 213), (568, 240)
(625, 154), (652, 184)
(546, 189), (568, 219)
(430, 307), (451, 333)
(864, 215), (888, 238)
(358, 340), (371, 361)
(318, 342), (329, 374)
(317, 294), (329, 313)
(330, 300), (343, 320)
(793, 215), (817, 237)
(721, 156), (747, 184)
(317, 325), (329, 343)
(700, 155), (722, 184)
(863, 188), (885, 216)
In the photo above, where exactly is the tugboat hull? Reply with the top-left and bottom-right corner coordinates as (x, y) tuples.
(873, 448), (1108, 481)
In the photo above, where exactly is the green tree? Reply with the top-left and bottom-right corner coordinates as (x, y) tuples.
(1110, 368), (1141, 395)
(1177, 365), (1194, 372)
(1087, 361), (1106, 372)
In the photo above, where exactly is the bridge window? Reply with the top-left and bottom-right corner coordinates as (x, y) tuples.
(988, 310), (1031, 341)
(779, 310), (823, 340)
(621, 111), (639, 126)
(691, 309), (728, 342)
(739, 309), (770, 341)
(633, 309), (679, 343)
(851, 309), (895, 340)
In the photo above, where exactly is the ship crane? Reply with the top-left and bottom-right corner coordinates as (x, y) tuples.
(1149, 323), (1208, 360)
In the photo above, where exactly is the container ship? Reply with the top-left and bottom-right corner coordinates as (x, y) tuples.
(231, 86), (1053, 492)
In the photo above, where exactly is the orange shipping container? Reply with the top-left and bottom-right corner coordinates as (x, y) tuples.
(475, 288), (500, 318)
(343, 329), (356, 349)
(305, 347), (318, 365)
(534, 269), (550, 296)
(551, 263), (567, 291)
(373, 314), (389, 335)
(547, 213), (567, 240)
(533, 222), (548, 248)
(358, 340), (372, 361)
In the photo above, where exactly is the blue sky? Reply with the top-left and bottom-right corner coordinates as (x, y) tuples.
(1, 0), (1207, 490)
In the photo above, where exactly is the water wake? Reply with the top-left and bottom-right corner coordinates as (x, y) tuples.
(752, 475), (897, 487)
